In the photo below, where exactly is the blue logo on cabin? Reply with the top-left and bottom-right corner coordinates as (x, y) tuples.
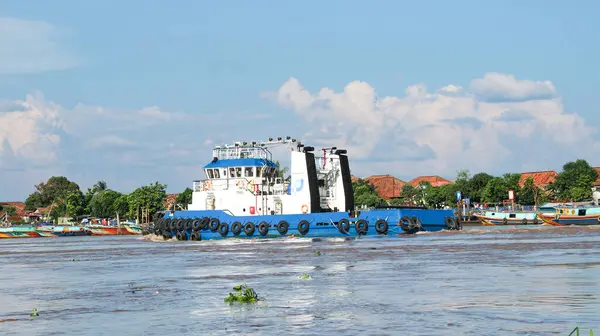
(293, 178), (304, 193)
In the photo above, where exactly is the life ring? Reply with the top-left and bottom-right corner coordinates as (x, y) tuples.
(204, 180), (212, 190)
(297, 220), (310, 235)
(258, 222), (269, 236)
(231, 222), (243, 236)
(375, 219), (388, 234)
(337, 218), (350, 234)
(244, 222), (255, 236)
(209, 218), (220, 232)
(301, 204), (308, 214)
(277, 220), (289, 235)
(355, 219), (368, 234)
(236, 180), (245, 188)
(218, 222), (229, 236)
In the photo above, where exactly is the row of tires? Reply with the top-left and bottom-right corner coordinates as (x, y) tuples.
(151, 215), (461, 240)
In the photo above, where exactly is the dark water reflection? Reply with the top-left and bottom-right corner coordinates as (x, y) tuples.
(1, 225), (599, 335)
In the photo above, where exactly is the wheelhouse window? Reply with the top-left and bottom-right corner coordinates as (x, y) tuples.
(244, 167), (254, 177)
(206, 169), (214, 179)
(229, 168), (235, 178)
(214, 169), (220, 178)
(235, 167), (242, 177)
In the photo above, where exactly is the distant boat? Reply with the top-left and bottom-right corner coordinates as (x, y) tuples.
(37, 225), (92, 237)
(537, 206), (600, 226)
(475, 203), (559, 225)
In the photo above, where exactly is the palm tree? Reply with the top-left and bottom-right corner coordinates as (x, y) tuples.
(274, 161), (290, 180)
(93, 181), (107, 192)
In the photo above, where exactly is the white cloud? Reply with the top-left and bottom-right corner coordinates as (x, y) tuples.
(470, 72), (557, 102)
(263, 72), (599, 180)
(0, 17), (80, 74)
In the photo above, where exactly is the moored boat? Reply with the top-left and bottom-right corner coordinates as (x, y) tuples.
(537, 206), (600, 226)
(150, 137), (462, 241)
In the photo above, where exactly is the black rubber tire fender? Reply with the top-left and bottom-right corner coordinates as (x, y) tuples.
(244, 222), (255, 236)
(258, 221), (269, 236)
(200, 217), (210, 230)
(192, 218), (201, 231)
(297, 220), (310, 235)
(276, 220), (289, 235)
(185, 218), (193, 230)
(231, 222), (243, 236)
(218, 222), (229, 236)
(410, 216), (423, 231)
(375, 219), (388, 234)
(337, 218), (350, 234)
(209, 218), (220, 232)
(355, 219), (368, 234)
(399, 216), (416, 233)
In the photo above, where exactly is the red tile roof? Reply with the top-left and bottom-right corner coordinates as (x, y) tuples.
(364, 174), (405, 199)
(408, 176), (451, 187)
(0, 202), (27, 216)
(593, 167), (600, 186)
(518, 171), (557, 187)
(351, 175), (360, 182)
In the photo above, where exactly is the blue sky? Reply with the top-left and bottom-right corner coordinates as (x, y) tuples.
(1, 0), (599, 200)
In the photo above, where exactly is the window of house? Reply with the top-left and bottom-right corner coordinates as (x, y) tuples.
(244, 167), (254, 177)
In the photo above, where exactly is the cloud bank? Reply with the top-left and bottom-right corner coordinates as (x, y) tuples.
(263, 72), (599, 180)
(1, 72), (598, 200)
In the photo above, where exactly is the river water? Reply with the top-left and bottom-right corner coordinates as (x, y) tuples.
(1, 226), (599, 335)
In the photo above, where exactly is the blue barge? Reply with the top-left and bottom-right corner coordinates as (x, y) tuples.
(151, 137), (461, 241)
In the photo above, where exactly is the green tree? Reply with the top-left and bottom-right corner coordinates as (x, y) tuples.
(0, 204), (18, 216)
(113, 195), (130, 218)
(483, 177), (507, 203)
(127, 182), (168, 218)
(352, 179), (383, 207)
(175, 188), (193, 209)
(455, 169), (470, 195)
(65, 190), (85, 218)
(467, 172), (494, 202)
(274, 160), (290, 181)
(401, 184), (417, 204)
(84, 180), (109, 213)
(547, 159), (598, 201)
(24, 176), (81, 211)
(521, 176), (547, 206)
(89, 190), (122, 218)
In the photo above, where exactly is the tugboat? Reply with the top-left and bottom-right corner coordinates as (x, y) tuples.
(151, 137), (461, 241)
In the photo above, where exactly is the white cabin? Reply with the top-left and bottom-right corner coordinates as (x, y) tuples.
(187, 138), (354, 216)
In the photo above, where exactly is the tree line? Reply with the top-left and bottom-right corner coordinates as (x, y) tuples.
(21, 177), (194, 223)
(353, 159), (599, 208)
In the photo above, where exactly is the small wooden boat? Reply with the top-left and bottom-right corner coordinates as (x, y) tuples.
(537, 206), (600, 226)
(87, 224), (141, 235)
(475, 211), (541, 225)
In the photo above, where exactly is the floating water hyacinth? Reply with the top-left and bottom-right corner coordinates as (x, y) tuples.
(568, 327), (594, 336)
(224, 284), (263, 304)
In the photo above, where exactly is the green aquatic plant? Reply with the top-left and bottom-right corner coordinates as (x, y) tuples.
(224, 284), (263, 304)
(569, 326), (594, 336)
(316, 251), (321, 256)
(299, 273), (311, 279)
(29, 308), (39, 317)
